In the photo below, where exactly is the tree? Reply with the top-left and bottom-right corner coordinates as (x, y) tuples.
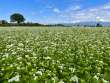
(10, 13), (25, 24)
(96, 23), (102, 27)
(1, 20), (8, 24)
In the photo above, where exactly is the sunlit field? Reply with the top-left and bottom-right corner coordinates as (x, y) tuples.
(0, 27), (110, 83)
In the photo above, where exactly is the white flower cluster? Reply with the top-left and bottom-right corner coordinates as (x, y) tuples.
(8, 74), (20, 82)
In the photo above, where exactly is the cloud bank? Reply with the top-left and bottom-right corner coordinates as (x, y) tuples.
(60, 3), (110, 23)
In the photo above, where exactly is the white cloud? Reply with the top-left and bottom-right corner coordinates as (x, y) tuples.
(61, 3), (110, 23)
(102, 3), (110, 10)
(65, 5), (82, 12)
(71, 5), (81, 11)
(53, 8), (61, 13)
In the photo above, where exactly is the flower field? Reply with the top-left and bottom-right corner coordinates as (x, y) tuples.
(0, 27), (110, 83)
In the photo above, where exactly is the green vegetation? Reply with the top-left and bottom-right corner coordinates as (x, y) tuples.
(10, 13), (25, 24)
(0, 27), (110, 83)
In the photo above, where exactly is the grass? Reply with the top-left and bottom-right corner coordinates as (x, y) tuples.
(0, 27), (110, 83)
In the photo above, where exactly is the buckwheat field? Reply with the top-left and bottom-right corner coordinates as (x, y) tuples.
(0, 27), (110, 83)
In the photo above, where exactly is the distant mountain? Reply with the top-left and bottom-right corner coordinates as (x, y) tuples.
(62, 21), (110, 27)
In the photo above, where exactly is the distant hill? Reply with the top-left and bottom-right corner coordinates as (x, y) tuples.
(62, 21), (110, 27)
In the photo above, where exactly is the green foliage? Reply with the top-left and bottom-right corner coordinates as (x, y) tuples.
(0, 27), (110, 83)
(10, 13), (25, 24)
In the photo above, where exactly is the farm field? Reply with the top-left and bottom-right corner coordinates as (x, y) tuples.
(0, 27), (110, 83)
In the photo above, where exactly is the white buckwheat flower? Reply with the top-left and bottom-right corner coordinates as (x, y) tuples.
(8, 74), (20, 82)
(58, 80), (65, 83)
(70, 75), (79, 83)
(36, 71), (42, 76)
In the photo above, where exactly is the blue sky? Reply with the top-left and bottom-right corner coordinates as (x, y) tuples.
(0, 0), (110, 24)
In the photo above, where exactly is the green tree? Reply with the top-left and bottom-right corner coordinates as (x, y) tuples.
(96, 23), (102, 27)
(10, 13), (25, 24)
(1, 20), (8, 24)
